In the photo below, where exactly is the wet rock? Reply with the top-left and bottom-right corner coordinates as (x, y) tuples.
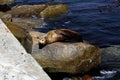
(12, 17), (45, 29)
(0, 0), (14, 5)
(6, 4), (69, 18)
(23, 30), (45, 53)
(0, 20), (51, 80)
(40, 4), (69, 18)
(3, 21), (28, 44)
(0, 11), (12, 21)
(101, 45), (120, 69)
(32, 42), (100, 74)
(25, 31), (101, 74)
(7, 4), (47, 17)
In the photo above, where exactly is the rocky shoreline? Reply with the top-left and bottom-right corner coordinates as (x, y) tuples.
(0, 1), (120, 80)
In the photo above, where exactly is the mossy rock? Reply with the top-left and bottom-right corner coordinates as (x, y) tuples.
(40, 4), (69, 18)
(0, 11), (12, 21)
(3, 21), (28, 44)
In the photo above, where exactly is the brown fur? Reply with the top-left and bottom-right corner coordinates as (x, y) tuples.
(39, 29), (83, 45)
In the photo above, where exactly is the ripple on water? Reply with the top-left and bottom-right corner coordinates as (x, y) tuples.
(94, 70), (118, 80)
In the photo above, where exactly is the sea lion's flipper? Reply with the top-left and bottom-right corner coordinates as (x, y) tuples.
(55, 29), (83, 42)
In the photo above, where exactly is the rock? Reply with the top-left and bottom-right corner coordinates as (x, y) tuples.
(25, 31), (101, 74)
(7, 4), (47, 17)
(40, 4), (69, 18)
(3, 21), (28, 44)
(101, 45), (120, 69)
(0, 0), (14, 5)
(32, 42), (100, 74)
(6, 4), (69, 18)
(0, 19), (51, 80)
(23, 30), (46, 53)
(0, 11), (12, 21)
(12, 17), (45, 29)
(0, 12), (6, 17)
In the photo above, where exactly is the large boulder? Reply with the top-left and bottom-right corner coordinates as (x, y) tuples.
(3, 21), (28, 44)
(23, 31), (46, 53)
(101, 45), (120, 69)
(32, 42), (100, 74)
(25, 31), (101, 74)
(40, 4), (68, 18)
(7, 4), (47, 17)
(0, 11), (12, 21)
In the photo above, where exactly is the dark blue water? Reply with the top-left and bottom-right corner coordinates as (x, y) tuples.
(10, 0), (120, 47)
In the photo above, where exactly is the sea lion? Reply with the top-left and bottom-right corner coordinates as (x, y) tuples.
(39, 29), (83, 45)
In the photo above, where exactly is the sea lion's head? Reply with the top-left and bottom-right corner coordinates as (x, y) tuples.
(39, 36), (47, 45)
(38, 36), (47, 49)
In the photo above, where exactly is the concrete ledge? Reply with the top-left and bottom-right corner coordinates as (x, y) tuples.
(0, 19), (51, 80)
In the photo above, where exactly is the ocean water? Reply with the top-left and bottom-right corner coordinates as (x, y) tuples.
(10, 0), (120, 47)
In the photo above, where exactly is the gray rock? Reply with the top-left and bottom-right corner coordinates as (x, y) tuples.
(0, 19), (51, 80)
(23, 30), (46, 53)
(26, 31), (101, 74)
(101, 45), (120, 69)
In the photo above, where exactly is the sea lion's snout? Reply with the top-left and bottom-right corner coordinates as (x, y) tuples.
(38, 36), (47, 45)
(38, 37), (47, 49)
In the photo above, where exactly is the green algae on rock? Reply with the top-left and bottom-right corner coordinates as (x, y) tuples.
(0, 11), (12, 21)
(40, 4), (69, 18)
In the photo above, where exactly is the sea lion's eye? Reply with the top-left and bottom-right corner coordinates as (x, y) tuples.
(39, 38), (45, 44)
(41, 39), (44, 42)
